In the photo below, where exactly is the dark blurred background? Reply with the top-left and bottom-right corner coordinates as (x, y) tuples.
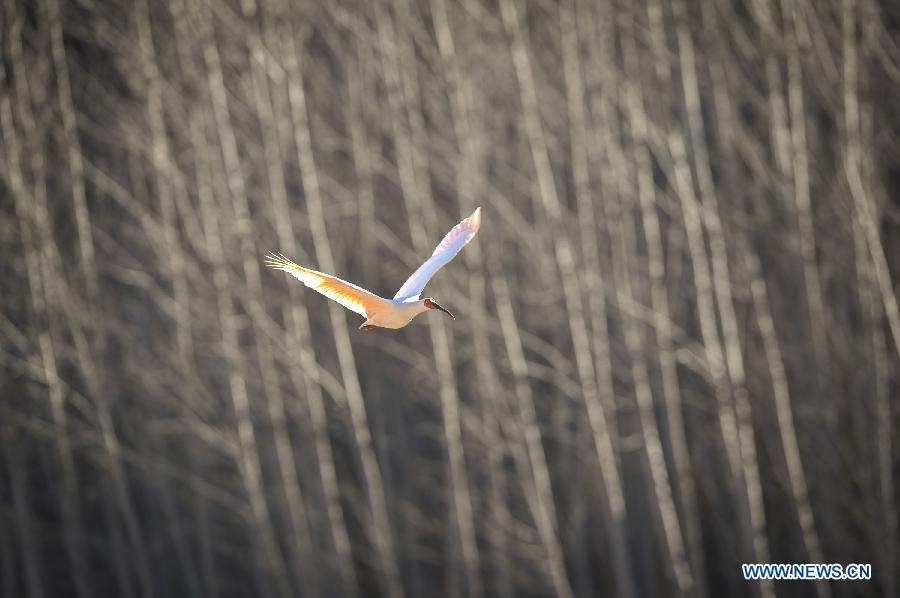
(1, 0), (899, 596)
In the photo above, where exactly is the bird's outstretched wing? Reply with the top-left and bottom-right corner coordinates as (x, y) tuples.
(393, 207), (482, 300)
(265, 251), (388, 318)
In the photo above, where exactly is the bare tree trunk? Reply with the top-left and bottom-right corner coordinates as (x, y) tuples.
(783, 0), (829, 375)
(194, 26), (290, 592)
(855, 210), (897, 598)
(499, 3), (633, 598)
(613, 7), (694, 595)
(428, 4), (516, 596)
(282, 21), (406, 598)
(842, 0), (900, 361)
(167, 4), (222, 595)
(842, 2), (899, 592)
(1, 60), (94, 598)
(573, 0), (623, 481)
(566, 5), (636, 594)
(854, 22), (895, 593)
(635, 7), (702, 595)
(700, 6), (831, 597)
(237, 1), (323, 593)
(491, 262), (575, 598)
(743, 243), (830, 592)
(186, 113), (224, 598)
(46, 0), (157, 594)
(648, 4), (766, 592)
(133, 5), (205, 597)
(376, 4), (483, 596)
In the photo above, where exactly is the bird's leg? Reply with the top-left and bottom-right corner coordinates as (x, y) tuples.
(359, 324), (376, 332)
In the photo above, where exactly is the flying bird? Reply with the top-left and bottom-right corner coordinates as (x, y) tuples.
(265, 207), (482, 331)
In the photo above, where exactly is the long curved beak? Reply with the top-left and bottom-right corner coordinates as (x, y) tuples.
(432, 301), (456, 320)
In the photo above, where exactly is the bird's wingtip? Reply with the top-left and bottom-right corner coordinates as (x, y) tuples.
(470, 206), (482, 229)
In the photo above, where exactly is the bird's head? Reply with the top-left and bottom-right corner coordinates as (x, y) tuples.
(423, 298), (456, 320)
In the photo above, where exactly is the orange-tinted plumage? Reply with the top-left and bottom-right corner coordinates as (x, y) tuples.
(264, 252), (385, 318)
(265, 208), (481, 330)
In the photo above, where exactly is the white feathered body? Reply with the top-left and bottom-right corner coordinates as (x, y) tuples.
(361, 299), (429, 329)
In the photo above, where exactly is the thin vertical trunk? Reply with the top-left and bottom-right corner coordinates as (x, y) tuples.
(784, 1), (828, 373)
(349, 25), (378, 296)
(491, 263), (575, 598)
(615, 7), (694, 595)
(237, 1), (322, 594)
(45, 0), (96, 298)
(575, 0), (623, 481)
(652, 4), (766, 592)
(633, 0), (709, 589)
(842, 1), (899, 592)
(167, 3), (219, 594)
(339, 12), (408, 592)
(431, 8), (570, 596)
(376, 4), (482, 596)
(875, 321), (895, 598)
(672, 1), (773, 589)
(743, 244), (829, 593)
(282, 20), (405, 598)
(134, 0), (194, 376)
(187, 112), (223, 598)
(192, 102), (285, 598)
(267, 10), (363, 596)
(499, 3), (634, 598)
(133, 5), (204, 597)
(428, 4), (516, 596)
(751, 24), (832, 576)
(195, 14), (295, 591)
(561, 6), (614, 595)
(704, 5), (829, 595)
(854, 211), (896, 598)
(46, 0), (155, 594)
(1, 59), (94, 598)
(841, 0), (900, 361)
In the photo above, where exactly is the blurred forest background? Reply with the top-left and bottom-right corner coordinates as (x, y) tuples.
(2, 0), (899, 596)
